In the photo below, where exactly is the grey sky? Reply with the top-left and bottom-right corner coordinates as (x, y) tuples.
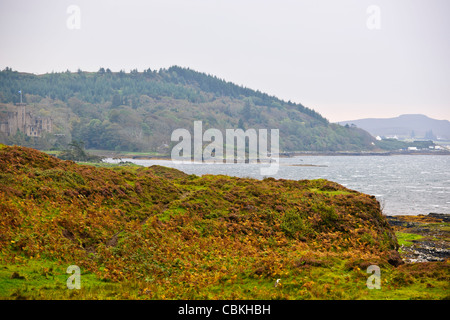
(1, 0), (449, 122)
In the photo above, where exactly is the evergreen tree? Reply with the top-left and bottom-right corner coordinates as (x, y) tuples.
(111, 94), (122, 108)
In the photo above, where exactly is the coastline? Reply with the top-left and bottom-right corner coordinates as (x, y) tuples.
(282, 150), (450, 157)
(88, 151), (450, 162)
(86, 149), (450, 161)
(386, 213), (450, 263)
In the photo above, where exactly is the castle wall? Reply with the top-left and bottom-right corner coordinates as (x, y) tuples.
(0, 122), (8, 134)
(7, 111), (18, 135)
(0, 105), (52, 137)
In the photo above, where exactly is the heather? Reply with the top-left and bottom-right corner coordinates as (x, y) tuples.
(0, 145), (448, 299)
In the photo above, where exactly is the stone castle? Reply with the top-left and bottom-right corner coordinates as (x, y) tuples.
(0, 104), (53, 137)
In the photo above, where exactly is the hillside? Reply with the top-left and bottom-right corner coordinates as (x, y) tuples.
(0, 144), (448, 300)
(338, 114), (450, 140)
(0, 67), (375, 153)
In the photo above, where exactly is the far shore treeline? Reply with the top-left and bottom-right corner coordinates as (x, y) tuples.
(0, 67), (376, 153)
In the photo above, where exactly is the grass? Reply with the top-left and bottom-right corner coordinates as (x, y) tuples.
(41, 150), (62, 156)
(86, 149), (167, 157)
(396, 232), (424, 247)
(76, 161), (142, 168)
(2, 256), (447, 300)
(0, 258), (147, 300)
(307, 188), (353, 196)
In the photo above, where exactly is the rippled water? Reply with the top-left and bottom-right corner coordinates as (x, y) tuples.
(105, 155), (450, 216)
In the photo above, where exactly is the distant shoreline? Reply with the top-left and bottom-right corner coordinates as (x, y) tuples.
(94, 150), (450, 160)
(282, 150), (450, 156)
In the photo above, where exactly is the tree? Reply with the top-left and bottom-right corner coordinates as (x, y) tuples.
(111, 93), (122, 108)
(58, 140), (102, 162)
(238, 118), (245, 129)
(242, 98), (253, 120)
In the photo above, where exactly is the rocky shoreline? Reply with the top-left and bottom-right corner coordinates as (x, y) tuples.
(386, 213), (450, 263)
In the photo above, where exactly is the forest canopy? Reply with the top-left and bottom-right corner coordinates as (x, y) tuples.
(0, 66), (375, 153)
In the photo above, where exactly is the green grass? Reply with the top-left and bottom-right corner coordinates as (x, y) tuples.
(0, 258), (149, 300)
(158, 206), (187, 222)
(86, 149), (166, 157)
(308, 188), (353, 196)
(76, 161), (142, 168)
(1, 256), (448, 300)
(41, 150), (62, 156)
(396, 232), (424, 247)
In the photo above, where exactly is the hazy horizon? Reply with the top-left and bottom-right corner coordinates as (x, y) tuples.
(1, 0), (449, 122)
(338, 113), (450, 123)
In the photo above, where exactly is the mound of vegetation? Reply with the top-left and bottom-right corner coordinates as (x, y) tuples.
(0, 145), (448, 299)
(0, 67), (375, 152)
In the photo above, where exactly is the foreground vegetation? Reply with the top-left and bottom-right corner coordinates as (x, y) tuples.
(0, 145), (448, 299)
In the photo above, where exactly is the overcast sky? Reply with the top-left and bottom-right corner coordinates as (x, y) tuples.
(1, 0), (449, 122)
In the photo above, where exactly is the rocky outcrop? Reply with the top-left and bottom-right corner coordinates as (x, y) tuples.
(387, 214), (450, 263)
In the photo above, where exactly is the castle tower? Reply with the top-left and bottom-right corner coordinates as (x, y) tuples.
(15, 103), (27, 133)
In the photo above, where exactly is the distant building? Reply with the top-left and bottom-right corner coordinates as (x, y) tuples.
(407, 147), (418, 151)
(0, 104), (53, 137)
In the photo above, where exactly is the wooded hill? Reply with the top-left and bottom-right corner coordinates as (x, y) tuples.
(0, 67), (375, 153)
